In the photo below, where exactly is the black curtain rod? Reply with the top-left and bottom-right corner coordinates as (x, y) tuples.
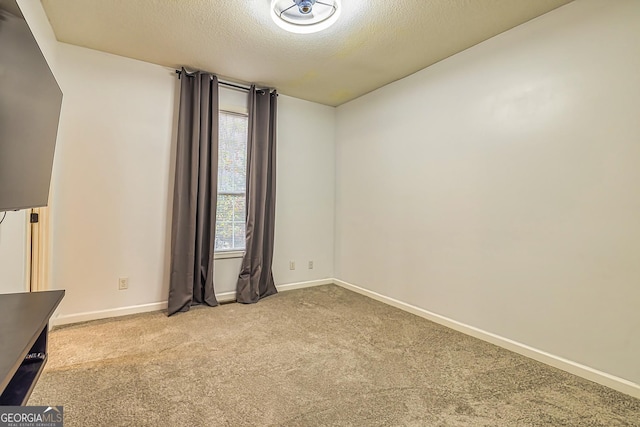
(175, 69), (271, 94)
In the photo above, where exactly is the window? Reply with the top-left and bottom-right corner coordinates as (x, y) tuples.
(215, 111), (248, 252)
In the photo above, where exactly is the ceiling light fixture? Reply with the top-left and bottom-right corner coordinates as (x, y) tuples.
(270, 0), (342, 34)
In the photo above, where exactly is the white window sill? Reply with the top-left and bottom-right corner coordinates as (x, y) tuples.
(214, 250), (245, 260)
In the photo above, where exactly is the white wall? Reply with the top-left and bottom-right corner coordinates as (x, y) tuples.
(19, 29), (335, 318)
(209, 93), (336, 295)
(0, 211), (28, 293)
(50, 43), (176, 318)
(335, 0), (640, 386)
(16, 0), (58, 74)
(274, 95), (335, 284)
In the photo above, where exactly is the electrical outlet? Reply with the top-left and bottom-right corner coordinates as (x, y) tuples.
(289, 261), (295, 270)
(308, 261), (314, 269)
(118, 277), (129, 290)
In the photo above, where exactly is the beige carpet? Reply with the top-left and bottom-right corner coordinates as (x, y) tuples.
(29, 285), (639, 426)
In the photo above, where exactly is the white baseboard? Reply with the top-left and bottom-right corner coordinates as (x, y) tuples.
(49, 276), (639, 399)
(213, 279), (332, 303)
(52, 301), (168, 326)
(51, 278), (333, 327)
(215, 291), (237, 303)
(277, 278), (334, 292)
(333, 278), (640, 399)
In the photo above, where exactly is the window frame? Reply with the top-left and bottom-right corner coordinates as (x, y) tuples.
(214, 109), (248, 256)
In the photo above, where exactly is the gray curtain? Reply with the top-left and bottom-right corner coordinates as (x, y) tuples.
(236, 87), (278, 303)
(168, 69), (219, 316)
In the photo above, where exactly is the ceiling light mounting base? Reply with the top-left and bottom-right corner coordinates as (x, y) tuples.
(271, 0), (341, 34)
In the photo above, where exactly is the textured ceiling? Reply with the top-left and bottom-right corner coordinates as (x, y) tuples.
(41, 0), (573, 106)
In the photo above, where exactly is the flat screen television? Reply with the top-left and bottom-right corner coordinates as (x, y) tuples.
(0, 0), (63, 212)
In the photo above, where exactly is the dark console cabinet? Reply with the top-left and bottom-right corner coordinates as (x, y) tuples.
(0, 290), (64, 405)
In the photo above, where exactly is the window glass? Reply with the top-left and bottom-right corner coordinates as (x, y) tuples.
(215, 112), (248, 252)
